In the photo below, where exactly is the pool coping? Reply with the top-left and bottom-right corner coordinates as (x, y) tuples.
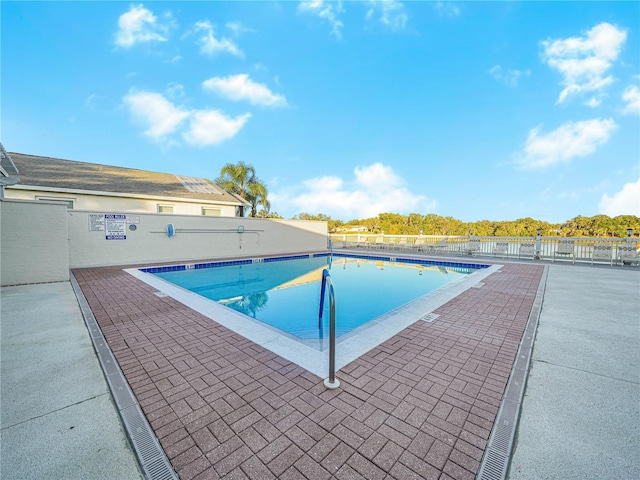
(124, 252), (501, 379)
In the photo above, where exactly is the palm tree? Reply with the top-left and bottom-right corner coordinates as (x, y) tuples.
(246, 178), (269, 217)
(215, 162), (269, 217)
(255, 194), (272, 218)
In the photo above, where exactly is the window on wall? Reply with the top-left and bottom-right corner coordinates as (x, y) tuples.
(202, 207), (222, 216)
(157, 204), (174, 213)
(36, 196), (75, 209)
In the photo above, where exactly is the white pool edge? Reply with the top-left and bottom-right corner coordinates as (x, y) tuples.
(125, 261), (502, 379)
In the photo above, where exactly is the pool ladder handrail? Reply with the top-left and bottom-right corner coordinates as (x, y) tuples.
(319, 269), (340, 389)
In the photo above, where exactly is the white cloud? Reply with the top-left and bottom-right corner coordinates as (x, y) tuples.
(194, 20), (244, 57)
(123, 89), (189, 139)
(434, 2), (461, 17)
(166, 83), (185, 100)
(515, 118), (617, 169)
(202, 74), (287, 107)
(584, 96), (602, 108)
(366, 0), (407, 30)
(114, 4), (169, 48)
(226, 21), (255, 36)
(123, 88), (250, 146)
(489, 65), (531, 87)
(298, 0), (344, 39)
(84, 94), (100, 110)
(622, 85), (640, 115)
(271, 163), (437, 219)
(558, 191), (579, 200)
(183, 110), (251, 146)
(599, 178), (640, 216)
(540, 22), (627, 105)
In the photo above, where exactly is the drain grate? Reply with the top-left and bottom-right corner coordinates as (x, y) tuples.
(121, 405), (168, 465)
(477, 449), (509, 480)
(420, 312), (440, 322)
(144, 456), (178, 480)
(154, 291), (169, 297)
(107, 374), (137, 410)
(471, 282), (485, 288)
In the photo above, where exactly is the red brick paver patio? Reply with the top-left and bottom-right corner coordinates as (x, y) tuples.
(73, 262), (543, 480)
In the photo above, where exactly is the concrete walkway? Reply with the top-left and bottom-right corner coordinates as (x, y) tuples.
(509, 264), (640, 479)
(0, 282), (142, 480)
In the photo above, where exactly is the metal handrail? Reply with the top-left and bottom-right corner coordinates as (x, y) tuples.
(318, 269), (329, 323)
(319, 268), (339, 389)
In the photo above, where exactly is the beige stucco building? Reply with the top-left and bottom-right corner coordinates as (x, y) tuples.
(4, 151), (250, 217)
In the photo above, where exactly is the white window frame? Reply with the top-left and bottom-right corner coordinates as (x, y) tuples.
(36, 196), (75, 209)
(201, 207), (222, 216)
(157, 204), (174, 214)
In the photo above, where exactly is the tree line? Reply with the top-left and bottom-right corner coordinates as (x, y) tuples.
(293, 212), (640, 238)
(215, 162), (638, 238)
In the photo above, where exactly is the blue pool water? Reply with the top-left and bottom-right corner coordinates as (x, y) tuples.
(149, 254), (481, 340)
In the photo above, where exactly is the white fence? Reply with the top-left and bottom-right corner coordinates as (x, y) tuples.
(329, 234), (639, 266)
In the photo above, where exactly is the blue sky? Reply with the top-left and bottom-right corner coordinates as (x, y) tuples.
(2, 1), (639, 223)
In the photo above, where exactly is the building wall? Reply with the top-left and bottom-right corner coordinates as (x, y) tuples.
(5, 188), (238, 217)
(1, 199), (70, 285)
(68, 211), (328, 268)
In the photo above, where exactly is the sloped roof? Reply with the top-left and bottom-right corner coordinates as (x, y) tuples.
(9, 152), (249, 205)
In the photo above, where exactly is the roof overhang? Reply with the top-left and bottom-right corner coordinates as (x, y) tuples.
(7, 184), (247, 206)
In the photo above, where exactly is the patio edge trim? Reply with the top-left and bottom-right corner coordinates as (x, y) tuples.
(476, 265), (549, 480)
(70, 271), (178, 480)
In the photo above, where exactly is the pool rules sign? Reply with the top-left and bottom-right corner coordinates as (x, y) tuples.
(104, 214), (127, 240)
(89, 214), (132, 240)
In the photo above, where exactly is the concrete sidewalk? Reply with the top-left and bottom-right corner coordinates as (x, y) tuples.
(0, 282), (142, 480)
(509, 264), (640, 479)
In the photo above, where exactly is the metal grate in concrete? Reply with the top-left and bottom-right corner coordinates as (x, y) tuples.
(144, 457), (179, 480)
(121, 405), (169, 465)
(154, 291), (169, 297)
(420, 312), (440, 322)
(107, 373), (137, 410)
(479, 449), (509, 480)
(476, 265), (549, 480)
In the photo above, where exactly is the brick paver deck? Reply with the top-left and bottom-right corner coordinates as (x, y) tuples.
(73, 262), (543, 480)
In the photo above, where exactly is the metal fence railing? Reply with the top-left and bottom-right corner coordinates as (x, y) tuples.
(328, 234), (639, 266)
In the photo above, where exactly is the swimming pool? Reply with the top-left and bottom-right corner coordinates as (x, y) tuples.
(127, 253), (500, 377)
(148, 254), (477, 340)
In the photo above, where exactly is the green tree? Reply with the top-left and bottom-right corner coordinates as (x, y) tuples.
(292, 213), (344, 232)
(215, 162), (269, 217)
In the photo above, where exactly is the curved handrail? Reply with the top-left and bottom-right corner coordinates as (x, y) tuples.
(319, 268), (339, 389)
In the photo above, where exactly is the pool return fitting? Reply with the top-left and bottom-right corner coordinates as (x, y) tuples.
(319, 269), (340, 389)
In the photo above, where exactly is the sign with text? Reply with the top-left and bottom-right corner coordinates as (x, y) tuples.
(89, 214), (105, 232)
(105, 214), (127, 240)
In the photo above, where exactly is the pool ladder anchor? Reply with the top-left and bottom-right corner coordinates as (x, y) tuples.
(319, 269), (340, 389)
